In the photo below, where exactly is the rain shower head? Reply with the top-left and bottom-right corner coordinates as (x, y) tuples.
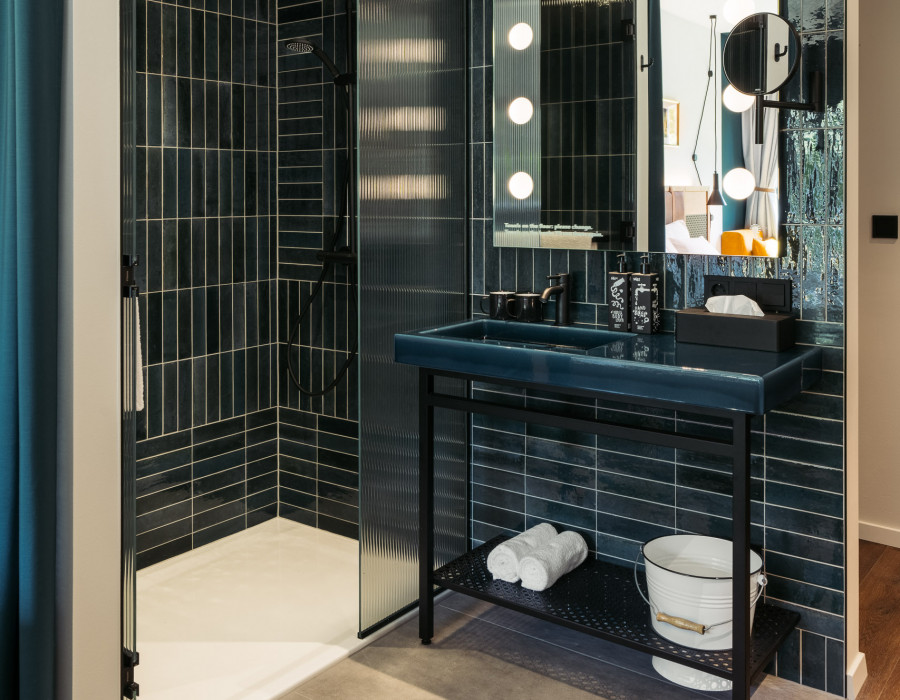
(285, 40), (315, 55)
(285, 39), (342, 81)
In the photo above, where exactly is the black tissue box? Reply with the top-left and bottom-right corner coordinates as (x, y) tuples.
(675, 308), (795, 352)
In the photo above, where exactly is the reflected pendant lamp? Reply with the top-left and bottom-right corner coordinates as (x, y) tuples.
(708, 173), (726, 206)
(706, 16), (726, 207)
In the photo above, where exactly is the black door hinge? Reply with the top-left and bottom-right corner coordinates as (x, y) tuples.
(123, 648), (140, 698)
(122, 255), (139, 298)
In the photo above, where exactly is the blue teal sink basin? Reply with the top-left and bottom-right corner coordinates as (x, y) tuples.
(418, 320), (633, 354)
(394, 320), (822, 414)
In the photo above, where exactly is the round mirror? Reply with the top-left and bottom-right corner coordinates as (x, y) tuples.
(723, 13), (801, 96)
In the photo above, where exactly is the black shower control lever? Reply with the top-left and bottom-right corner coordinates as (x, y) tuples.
(540, 273), (571, 326)
(315, 247), (356, 265)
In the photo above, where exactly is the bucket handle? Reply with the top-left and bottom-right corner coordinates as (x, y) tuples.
(633, 549), (768, 636)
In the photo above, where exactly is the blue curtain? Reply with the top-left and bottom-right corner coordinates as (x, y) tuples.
(0, 1), (65, 698)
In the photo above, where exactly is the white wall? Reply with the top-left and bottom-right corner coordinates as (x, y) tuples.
(856, 0), (900, 550)
(57, 0), (121, 697)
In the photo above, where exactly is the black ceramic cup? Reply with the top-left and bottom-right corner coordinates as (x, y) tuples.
(480, 291), (516, 320)
(511, 293), (543, 323)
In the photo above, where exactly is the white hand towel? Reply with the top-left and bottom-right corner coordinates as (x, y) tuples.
(135, 296), (145, 412)
(486, 523), (557, 583)
(518, 531), (588, 591)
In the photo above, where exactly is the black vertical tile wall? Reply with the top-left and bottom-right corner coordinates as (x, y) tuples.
(276, 0), (360, 539)
(135, 0), (280, 569)
(540, 1), (636, 249)
(470, 0), (845, 693)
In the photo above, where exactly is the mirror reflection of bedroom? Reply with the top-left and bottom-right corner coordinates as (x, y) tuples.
(660, 0), (780, 257)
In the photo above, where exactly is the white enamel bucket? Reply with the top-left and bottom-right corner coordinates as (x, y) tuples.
(637, 535), (767, 691)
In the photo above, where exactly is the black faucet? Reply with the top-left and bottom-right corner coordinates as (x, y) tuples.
(540, 273), (570, 326)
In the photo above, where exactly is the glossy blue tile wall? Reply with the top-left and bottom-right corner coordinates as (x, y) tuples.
(469, 0), (845, 694)
(134, 0), (280, 569)
(276, 0), (359, 539)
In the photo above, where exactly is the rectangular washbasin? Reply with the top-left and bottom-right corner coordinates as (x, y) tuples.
(395, 320), (823, 414)
(417, 320), (633, 354)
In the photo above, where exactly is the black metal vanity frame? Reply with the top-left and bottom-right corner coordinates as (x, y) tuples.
(416, 367), (800, 700)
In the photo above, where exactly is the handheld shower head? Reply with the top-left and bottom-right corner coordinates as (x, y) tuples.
(285, 39), (341, 81)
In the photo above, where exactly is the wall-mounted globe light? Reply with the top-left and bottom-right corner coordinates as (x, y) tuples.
(508, 23), (534, 50)
(723, 0), (756, 26)
(723, 168), (756, 200)
(723, 84), (756, 113)
(508, 172), (534, 200)
(507, 97), (534, 125)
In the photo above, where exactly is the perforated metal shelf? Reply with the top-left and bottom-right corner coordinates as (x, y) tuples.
(434, 536), (800, 680)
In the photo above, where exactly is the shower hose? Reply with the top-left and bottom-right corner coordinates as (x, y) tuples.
(286, 57), (357, 397)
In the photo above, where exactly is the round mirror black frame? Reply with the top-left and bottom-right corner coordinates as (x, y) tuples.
(723, 12), (801, 96)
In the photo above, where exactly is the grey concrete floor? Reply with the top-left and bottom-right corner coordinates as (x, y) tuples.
(280, 592), (834, 700)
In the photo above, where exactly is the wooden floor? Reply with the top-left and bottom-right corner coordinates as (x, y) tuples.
(857, 540), (900, 700)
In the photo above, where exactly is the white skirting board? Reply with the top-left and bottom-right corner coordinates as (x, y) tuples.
(847, 651), (868, 699)
(859, 521), (900, 548)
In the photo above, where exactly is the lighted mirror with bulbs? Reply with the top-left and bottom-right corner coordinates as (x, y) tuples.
(493, 0), (624, 250)
(491, 0), (796, 258)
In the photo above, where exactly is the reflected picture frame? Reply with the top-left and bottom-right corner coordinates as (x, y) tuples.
(663, 99), (680, 147)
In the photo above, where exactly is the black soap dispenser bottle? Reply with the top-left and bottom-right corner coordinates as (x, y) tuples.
(631, 255), (660, 334)
(608, 253), (632, 332)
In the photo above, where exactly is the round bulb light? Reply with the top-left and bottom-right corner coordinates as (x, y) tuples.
(723, 84), (756, 113)
(723, 168), (756, 200)
(723, 0), (756, 26)
(507, 97), (534, 124)
(508, 172), (534, 200)
(508, 23), (534, 51)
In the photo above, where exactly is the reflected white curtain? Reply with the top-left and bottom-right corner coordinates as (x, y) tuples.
(741, 106), (779, 236)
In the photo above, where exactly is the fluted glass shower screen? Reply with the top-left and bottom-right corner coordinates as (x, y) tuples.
(357, 0), (469, 635)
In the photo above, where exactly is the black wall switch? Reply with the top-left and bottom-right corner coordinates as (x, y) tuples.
(873, 215), (899, 239)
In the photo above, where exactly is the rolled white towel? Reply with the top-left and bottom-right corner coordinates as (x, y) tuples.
(486, 523), (557, 583)
(518, 531), (588, 591)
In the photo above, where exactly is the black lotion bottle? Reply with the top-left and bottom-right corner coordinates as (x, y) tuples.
(607, 253), (632, 331)
(631, 254), (660, 334)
